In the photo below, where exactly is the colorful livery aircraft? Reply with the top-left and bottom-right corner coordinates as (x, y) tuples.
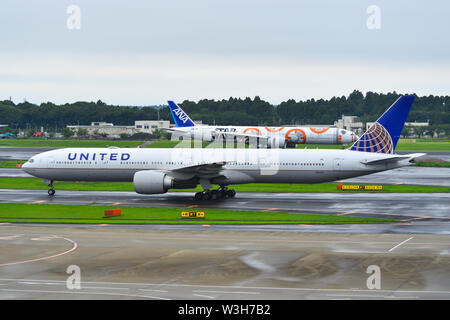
(22, 96), (423, 200)
(165, 101), (358, 148)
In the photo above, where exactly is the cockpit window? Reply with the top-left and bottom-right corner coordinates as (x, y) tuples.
(29, 159), (34, 163)
(340, 130), (346, 134)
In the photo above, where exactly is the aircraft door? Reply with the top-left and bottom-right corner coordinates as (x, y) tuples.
(333, 158), (343, 170)
(47, 156), (56, 168)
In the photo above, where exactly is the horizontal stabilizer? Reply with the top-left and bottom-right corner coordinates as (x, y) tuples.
(361, 153), (426, 165)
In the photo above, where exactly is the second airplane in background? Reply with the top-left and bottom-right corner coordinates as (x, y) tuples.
(165, 101), (358, 148)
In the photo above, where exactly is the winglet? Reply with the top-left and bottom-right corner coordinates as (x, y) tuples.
(168, 101), (196, 127)
(349, 95), (415, 154)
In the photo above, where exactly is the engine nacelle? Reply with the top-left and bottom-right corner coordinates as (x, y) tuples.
(133, 170), (173, 194)
(201, 129), (214, 142)
(266, 135), (286, 149)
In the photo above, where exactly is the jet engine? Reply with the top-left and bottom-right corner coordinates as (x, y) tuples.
(201, 129), (214, 142)
(266, 135), (287, 149)
(133, 170), (174, 194)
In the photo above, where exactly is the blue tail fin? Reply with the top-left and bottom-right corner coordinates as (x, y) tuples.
(349, 95), (414, 154)
(168, 101), (196, 127)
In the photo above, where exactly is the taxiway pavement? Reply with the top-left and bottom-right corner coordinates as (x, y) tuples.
(0, 189), (449, 234)
(0, 225), (449, 300)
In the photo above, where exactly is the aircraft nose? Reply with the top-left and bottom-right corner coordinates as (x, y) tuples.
(21, 160), (33, 172)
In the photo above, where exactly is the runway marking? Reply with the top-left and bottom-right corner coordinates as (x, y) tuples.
(192, 293), (215, 299)
(98, 224), (109, 227)
(0, 236), (78, 267)
(388, 237), (414, 252)
(327, 294), (419, 299)
(1, 278), (449, 296)
(0, 234), (22, 240)
(193, 290), (260, 295)
(31, 200), (46, 204)
(0, 223), (10, 225)
(111, 202), (121, 206)
(336, 211), (355, 216)
(79, 286), (130, 291)
(263, 208), (278, 212)
(0, 288), (170, 300)
(139, 288), (169, 293)
(187, 205), (199, 208)
(402, 216), (432, 222)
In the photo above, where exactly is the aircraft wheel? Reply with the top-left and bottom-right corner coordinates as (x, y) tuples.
(210, 190), (219, 200)
(202, 192), (211, 201)
(48, 189), (55, 196)
(226, 190), (236, 198)
(194, 192), (203, 201)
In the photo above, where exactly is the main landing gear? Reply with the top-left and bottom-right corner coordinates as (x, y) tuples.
(47, 180), (55, 196)
(194, 187), (236, 201)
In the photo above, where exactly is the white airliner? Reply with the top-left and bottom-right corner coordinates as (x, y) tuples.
(22, 95), (423, 200)
(166, 101), (358, 148)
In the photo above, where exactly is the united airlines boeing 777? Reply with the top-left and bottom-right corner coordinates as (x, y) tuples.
(165, 101), (359, 148)
(22, 96), (423, 200)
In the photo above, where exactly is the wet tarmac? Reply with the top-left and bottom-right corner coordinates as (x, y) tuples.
(0, 225), (449, 300)
(0, 189), (449, 234)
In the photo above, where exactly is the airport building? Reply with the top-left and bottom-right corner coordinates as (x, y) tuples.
(67, 120), (170, 138)
(334, 115), (364, 136)
(366, 120), (429, 131)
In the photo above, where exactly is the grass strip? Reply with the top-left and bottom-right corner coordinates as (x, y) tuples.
(413, 161), (450, 168)
(0, 139), (143, 148)
(0, 203), (395, 225)
(0, 177), (448, 193)
(0, 161), (26, 168)
(2, 138), (448, 150)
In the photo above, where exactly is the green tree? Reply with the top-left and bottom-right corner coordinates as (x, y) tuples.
(77, 128), (89, 137)
(120, 133), (131, 139)
(62, 127), (74, 138)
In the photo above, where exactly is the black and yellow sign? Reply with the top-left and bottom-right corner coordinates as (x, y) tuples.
(181, 211), (205, 218)
(337, 184), (383, 191)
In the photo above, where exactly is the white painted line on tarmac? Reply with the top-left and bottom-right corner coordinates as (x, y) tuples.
(193, 290), (260, 295)
(388, 237), (414, 252)
(192, 293), (215, 299)
(139, 289), (169, 293)
(1, 278), (449, 295)
(327, 294), (419, 299)
(0, 288), (171, 300)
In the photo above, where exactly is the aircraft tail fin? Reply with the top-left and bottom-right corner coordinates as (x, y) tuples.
(349, 95), (414, 154)
(168, 101), (196, 127)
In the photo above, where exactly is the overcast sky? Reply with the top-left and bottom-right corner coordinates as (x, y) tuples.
(1, 0), (449, 105)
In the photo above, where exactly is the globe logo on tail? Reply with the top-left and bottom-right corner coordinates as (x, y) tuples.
(350, 122), (393, 154)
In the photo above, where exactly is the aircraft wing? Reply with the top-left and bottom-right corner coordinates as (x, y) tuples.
(163, 128), (188, 133)
(361, 153), (426, 165)
(164, 161), (229, 181)
(214, 131), (267, 141)
(164, 127), (267, 141)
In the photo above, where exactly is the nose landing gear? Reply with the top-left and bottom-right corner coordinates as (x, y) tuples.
(47, 180), (55, 196)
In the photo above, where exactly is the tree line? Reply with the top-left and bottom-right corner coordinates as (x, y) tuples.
(1, 91), (449, 135)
